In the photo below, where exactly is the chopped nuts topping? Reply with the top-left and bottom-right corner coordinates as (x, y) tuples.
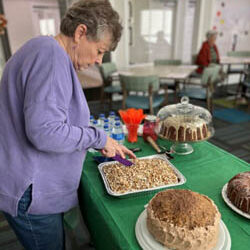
(103, 158), (178, 194)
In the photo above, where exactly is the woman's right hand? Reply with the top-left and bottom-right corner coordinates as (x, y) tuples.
(100, 136), (136, 159)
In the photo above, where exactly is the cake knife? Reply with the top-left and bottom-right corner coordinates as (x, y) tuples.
(112, 154), (134, 167)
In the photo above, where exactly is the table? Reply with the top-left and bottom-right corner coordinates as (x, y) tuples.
(220, 56), (250, 65)
(220, 56), (250, 95)
(117, 64), (197, 81)
(78, 138), (250, 250)
(115, 64), (197, 102)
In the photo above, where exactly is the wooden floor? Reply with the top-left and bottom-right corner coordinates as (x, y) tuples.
(0, 90), (249, 250)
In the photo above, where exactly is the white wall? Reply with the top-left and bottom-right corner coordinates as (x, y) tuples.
(212, 0), (250, 56)
(3, 0), (33, 54)
(173, 0), (185, 60)
(110, 0), (129, 69)
(182, 1), (196, 63)
(3, 0), (59, 54)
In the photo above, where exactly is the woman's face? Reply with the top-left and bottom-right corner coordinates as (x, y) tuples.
(208, 34), (217, 46)
(72, 25), (111, 71)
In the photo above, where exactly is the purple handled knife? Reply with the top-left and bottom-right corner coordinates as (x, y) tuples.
(112, 154), (134, 166)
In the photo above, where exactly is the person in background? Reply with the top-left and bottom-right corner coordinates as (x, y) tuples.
(0, 1), (135, 249)
(0, 14), (7, 35)
(196, 30), (220, 74)
(153, 31), (171, 61)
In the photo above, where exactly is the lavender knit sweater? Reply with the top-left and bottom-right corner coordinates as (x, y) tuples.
(0, 36), (107, 216)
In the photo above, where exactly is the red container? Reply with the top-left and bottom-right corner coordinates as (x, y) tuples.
(143, 115), (158, 141)
(126, 124), (139, 143)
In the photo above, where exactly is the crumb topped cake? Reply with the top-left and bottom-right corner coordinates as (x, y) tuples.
(103, 158), (178, 194)
(147, 189), (221, 250)
(227, 171), (250, 214)
(159, 115), (209, 142)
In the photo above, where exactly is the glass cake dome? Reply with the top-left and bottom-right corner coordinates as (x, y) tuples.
(156, 96), (214, 155)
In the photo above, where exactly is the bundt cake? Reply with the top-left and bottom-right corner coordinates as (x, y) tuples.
(147, 189), (221, 250)
(226, 171), (250, 214)
(159, 115), (209, 142)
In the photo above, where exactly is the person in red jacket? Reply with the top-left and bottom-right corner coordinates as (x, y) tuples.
(196, 30), (220, 74)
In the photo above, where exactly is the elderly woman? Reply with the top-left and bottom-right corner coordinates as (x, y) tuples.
(196, 30), (220, 74)
(0, 1), (135, 249)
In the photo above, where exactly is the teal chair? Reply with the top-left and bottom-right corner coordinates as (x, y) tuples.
(235, 68), (250, 109)
(191, 54), (198, 64)
(179, 65), (221, 113)
(226, 51), (250, 83)
(154, 59), (182, 102)
(154, 59), (181, 66)
(189, 54), (201, 78)
(227, 51), (250, 57)
(99, 62), (121, 108)
(120, 74), (168, 114)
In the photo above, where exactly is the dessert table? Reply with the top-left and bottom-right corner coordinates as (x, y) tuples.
(78, 137), (250, 250)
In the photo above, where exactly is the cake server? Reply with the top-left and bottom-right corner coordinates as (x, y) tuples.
(112, 154), (134, 166)
(146, 136), (174, 159)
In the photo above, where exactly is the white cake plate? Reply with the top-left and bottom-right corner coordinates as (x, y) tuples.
(135, 209), (231, 250)
(222, 183), (250, 219)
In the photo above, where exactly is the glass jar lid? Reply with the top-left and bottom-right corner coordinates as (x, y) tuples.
(157, 96), (212, 123)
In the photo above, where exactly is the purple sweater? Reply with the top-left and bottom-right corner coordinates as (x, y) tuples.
(0, 36), (107, 216)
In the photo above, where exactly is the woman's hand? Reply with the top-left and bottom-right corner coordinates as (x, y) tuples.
(101, 136), (136, 159)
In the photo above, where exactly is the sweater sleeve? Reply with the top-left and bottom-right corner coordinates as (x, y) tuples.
(24, 101), (107, 153)
(196, 42), (210, 68)
(23, 41), (107, 153)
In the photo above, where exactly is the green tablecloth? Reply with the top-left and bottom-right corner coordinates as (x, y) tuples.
(78, 138), (250, 250)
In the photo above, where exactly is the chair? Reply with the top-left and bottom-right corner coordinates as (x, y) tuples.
(77, 65), (103, 101)
(154, 59), (182, 102)
(189, 54), (201, 79)
(119, 74), (168, 115)
(226, 51), (250, 84)
(179, 65), (221, 113)
(234, 68), (250, 109)
(99, 62), (121, 108)
(191, 54), (197, 64)
(154, 59), (181, 66)
(227, 51), (250, 57)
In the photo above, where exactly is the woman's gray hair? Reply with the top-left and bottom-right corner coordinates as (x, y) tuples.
(60, 0), (123, 51)
(206, 30), (217, 40)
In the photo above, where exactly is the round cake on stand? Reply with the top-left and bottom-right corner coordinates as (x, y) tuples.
(157, 96), (214, 155)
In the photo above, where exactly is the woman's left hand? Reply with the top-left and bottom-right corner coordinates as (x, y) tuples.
(100, 136), (136, 159)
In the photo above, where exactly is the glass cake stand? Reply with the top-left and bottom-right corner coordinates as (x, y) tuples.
(157, 97), (215, 155)
(169, 129), (214, 155)
(158, 128), (214, 155)
(171, 142), (194, 155)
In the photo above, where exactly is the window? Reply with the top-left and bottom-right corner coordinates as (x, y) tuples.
(39, 19), (56, 36)
(129, 0), (176, 64)
(32, 5), (60, 37)
(141, 9), (173, 44)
